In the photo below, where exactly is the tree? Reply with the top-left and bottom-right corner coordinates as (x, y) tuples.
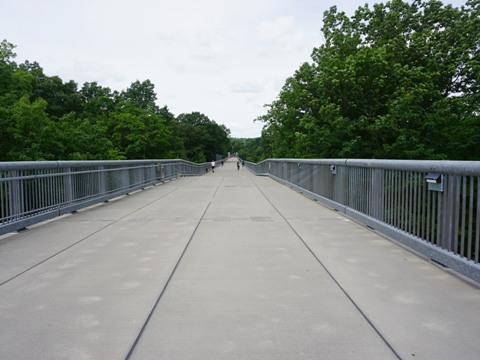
(257, 0), (480, 160)
(0, 41), (232, 162)
(7, 96), (53, 160)
(121, 79), (158, 113)
(79, 82), (115, 118)
(48, 112), (114, 160)
(177, 112), (230, 162)
(29, 76), (82, 118)
(230, 137), (265, 162)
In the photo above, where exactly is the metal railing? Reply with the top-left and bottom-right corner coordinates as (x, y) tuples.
(0, 159), (210, 235)
(246, 159), (480, 283)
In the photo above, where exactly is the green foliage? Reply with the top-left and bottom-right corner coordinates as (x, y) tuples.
(176, 112), (230, 162)
(0, 41), (231, 162)
(54, 113), (113, 160)
(230, 137), (265, 162)
(256, 0), (480, 160)
(121, 79), (158, 112)
(4, 0), (479, 165)
(7, 96), (52, 160)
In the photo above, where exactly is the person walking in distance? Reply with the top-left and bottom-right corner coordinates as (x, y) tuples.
(211, 160), (216, 173)
(237, 160), (240, 170)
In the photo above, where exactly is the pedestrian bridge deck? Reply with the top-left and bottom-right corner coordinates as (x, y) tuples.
(1, 159), (479, 360)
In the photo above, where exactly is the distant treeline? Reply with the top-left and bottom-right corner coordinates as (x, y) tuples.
(2, 0), (479, 164)
(0, 40), (230, 162)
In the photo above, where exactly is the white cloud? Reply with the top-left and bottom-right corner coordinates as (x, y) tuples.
(69, 62), (127, 89)
(174, 29), (232, 73)
(256, 16), (306, 53)
(229, 80), (264, 94)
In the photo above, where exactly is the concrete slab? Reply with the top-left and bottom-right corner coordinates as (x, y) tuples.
(129, 171), (397, 360)
(0, 158), (479, 360)
(254, 169), (480, 360)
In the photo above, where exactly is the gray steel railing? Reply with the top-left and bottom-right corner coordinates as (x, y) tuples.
(0, 159), (210, 235)
(246, 159), (480, 283)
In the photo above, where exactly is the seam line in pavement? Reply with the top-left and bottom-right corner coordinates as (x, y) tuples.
(124, 177), (223, 360)
(253, 180), (403, 360)
(0, 187), (179, 288)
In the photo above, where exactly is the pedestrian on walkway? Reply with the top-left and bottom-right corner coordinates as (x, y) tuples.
(211, 160), (216, 173)
(237, 160), (240, 170)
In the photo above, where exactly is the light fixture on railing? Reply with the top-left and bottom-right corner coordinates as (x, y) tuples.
(425, 173), (444, 192)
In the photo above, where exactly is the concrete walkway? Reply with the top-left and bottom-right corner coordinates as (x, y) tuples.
(0, 158), (479, 360)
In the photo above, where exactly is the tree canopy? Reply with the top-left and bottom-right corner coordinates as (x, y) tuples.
(0, 39), (231, 162)
(256, 0), (480, 160)
(3, 0), (479, 163)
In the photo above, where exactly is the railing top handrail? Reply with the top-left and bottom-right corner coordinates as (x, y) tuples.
(0, 159), (208, 171)
(4, 158), (480, 176)
(256, 158), (480, 176)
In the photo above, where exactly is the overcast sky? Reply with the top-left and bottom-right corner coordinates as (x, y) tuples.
(1, 0), (467, 138)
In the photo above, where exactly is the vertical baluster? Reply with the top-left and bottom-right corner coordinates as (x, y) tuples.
(467, 176), (474, 260)
(461, 176), (467, 257)
(476, 177), (480, 263)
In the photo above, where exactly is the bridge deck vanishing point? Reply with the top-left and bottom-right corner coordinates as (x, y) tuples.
(1, 158), (479, 360)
